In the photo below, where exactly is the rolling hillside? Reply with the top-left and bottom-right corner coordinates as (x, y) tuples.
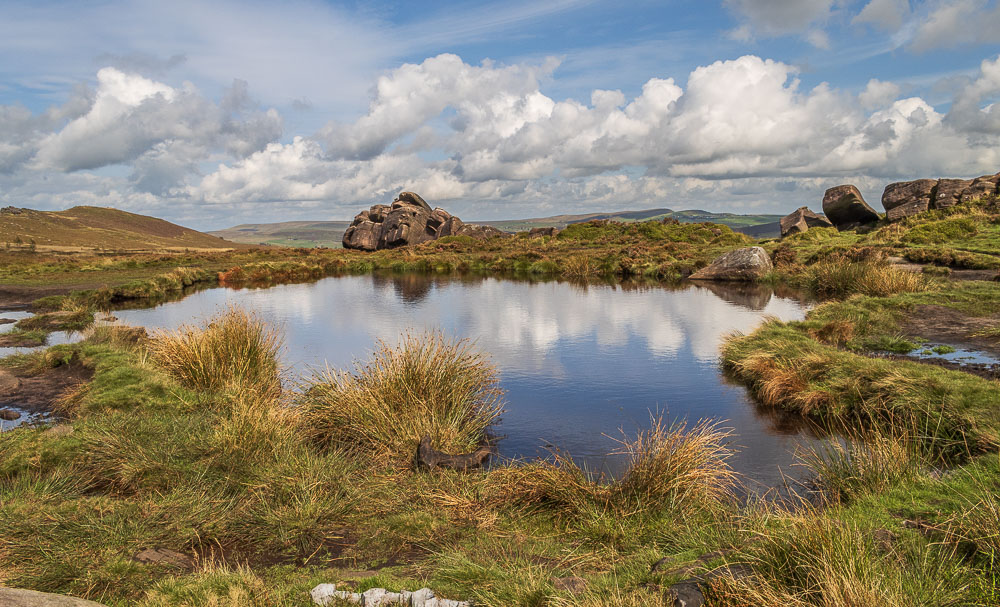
(211, 208), (783, 247)
(0, 206), (251, 252)
(210, 220), (352, 248)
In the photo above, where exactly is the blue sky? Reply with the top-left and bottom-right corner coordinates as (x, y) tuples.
(1, 0), (999, 228)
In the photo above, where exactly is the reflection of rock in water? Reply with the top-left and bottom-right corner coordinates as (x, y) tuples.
(694, 281), (773, 311)
(373, 273), (436, 304)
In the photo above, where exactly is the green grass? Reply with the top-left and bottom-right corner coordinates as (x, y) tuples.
(3, 302), (1000, 606)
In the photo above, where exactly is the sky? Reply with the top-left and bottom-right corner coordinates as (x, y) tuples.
(1, 0), (1000, 229)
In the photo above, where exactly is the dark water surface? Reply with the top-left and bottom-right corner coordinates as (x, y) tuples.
(110, 274), (830, 491)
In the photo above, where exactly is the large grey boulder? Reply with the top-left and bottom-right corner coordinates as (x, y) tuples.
(882, 179), (937, 221)
(961, 173), (1000, 203)
(779, 207), (833, 237)
(822, 185), (880, 230)
(0, 588), (107, 606)
(933, 178), (973, 209)
(689, 247), (772, 281)
(343, 192), (504, 251)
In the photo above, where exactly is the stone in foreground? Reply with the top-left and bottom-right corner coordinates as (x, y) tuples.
(311, 583), (467, 606)
(689, 247), (772, 282)
(779, 206), (833, 237)
(822, 185), (880, 230)
(0, 588), (108, 606)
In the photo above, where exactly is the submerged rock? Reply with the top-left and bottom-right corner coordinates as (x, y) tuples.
(822, 185), (880, 230)
(689, 247), (773, 282)
(343, 192), (505, 251)
(0, 408), (20, 421)
(779, 206), (832, 237)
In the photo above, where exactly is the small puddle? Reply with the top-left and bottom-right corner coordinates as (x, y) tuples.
(0, 405), (51, 432)
(909, 344), (1000, 366)
(873, 343), (1000, 380)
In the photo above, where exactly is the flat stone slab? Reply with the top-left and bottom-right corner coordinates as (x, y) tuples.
(0, 588), (108, 607)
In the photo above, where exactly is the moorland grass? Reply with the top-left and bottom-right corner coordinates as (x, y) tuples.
(148, 306), (283, 397)
(2, 306), (1000, 605)
(298, 332), (504, 463)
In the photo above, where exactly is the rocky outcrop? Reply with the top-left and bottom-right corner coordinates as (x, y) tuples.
(779, 207), (833, 237)
(882, 179), (937, 222)
(822, 185), (880, 230)
(528, 227), (558, 238)
(933, 179), (973, 209)
(689, 247), (772, 282)
(881, 172), (1000, 221)
(343, 192), (505, 251)
(0, 588), (108, 606)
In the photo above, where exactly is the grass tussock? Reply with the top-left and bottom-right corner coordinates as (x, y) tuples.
(298, 332), (503, 463)
(149, 307), (283, 398)
(493, 417), (736, 521)
(710, 516), (975, 607)
(798, 429), (926, 504)
(804, 261), (931, 298)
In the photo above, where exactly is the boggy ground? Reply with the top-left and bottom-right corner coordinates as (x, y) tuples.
(0, 308), (998, 606)
(2, 197), (1000, 605)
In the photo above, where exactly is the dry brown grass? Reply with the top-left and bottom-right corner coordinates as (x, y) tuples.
(148, 307), (283, 398)
(490, 416), (737, 520)
(298, 331), (504, 464)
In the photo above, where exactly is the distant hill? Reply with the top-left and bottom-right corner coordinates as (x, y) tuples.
(0, 206), (251, 252)
(211, 207), (783, 247)
(210, 220), (352, 248)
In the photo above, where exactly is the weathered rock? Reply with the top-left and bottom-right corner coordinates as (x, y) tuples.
(416, 435), (492, 471)
(665, 580), (704, 607)
(0, 408), (20, 421)
(310, 584), (464, 607)
(779, 207), (833, 237)
(132, 547), (195, 569)
(933, 178), (973, 209)
(0, 317), (16, 324)
(689, 247), (773, 282)
(551, 576), (588, 595)
(0, 588), (108, 606)
(343, 193), (504, 251)
(822, 185), (880, 229)
(882, 179), (937, 221)
(0, 368), (22, 396)
(960, 173), (1000, 203)
(396, 191), (432, 212)
(528, 227), (558, 238)
(455, 224), (507, 240)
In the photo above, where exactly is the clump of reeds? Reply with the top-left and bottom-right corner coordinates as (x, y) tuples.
(492, 416), (736, 520)
(148, 306), (283, 397)
(805, 261), (930, 298)
(611, 417), (737, 517)
(798, 429), (924, 504)
(298, 331), (504, 463)
(710, 515), (974, 606)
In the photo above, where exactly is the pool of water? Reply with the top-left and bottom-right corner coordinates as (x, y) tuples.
(108, 273), (830, 491)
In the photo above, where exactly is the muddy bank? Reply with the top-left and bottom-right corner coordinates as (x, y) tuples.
(867, 351), (1000, 381)
(0, 363), (93, 416)
(901, 304), (1000, 358)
